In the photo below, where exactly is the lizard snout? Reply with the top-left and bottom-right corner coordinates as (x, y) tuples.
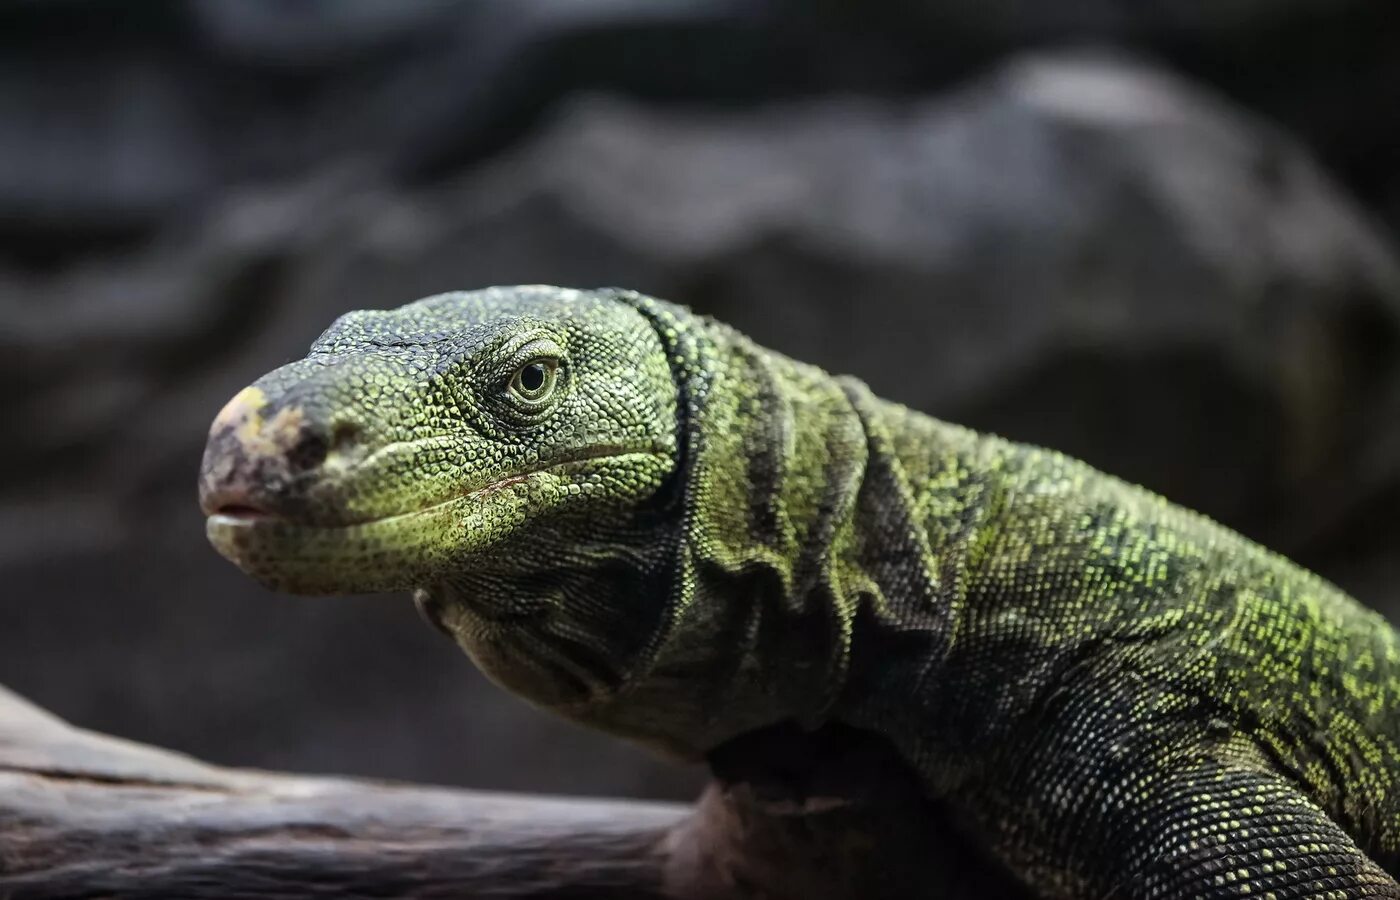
(198, 385), (351, 521)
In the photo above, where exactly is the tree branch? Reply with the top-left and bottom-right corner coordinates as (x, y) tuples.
(0, 685), (1029, 899)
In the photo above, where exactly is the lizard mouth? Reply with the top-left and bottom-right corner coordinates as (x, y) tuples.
(208, 503), (275, 520)
(205, 470), (535, 528)
(204, 443), (650, 528)
(203, 449), (668, 594)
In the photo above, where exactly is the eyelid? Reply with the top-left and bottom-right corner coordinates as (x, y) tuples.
(502, 335), (565, 371)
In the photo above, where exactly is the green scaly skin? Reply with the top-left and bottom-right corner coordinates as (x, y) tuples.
(199, 285), (1400, 899)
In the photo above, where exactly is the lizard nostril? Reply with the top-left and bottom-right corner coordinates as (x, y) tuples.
(318, 420), (367, 472)
(329, 421), (362, 455)
(286, 431), (329, 473)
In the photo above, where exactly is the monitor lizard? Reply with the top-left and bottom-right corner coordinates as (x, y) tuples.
(199, 286), (1400, 898)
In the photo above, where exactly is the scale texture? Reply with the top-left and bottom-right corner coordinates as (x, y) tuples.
(199, 286), (1400, 899)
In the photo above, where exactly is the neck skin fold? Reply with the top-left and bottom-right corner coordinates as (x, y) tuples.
(587, 297), (960, 760)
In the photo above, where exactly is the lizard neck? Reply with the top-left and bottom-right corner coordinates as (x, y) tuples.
(571, 305), (865, 755)
(581, 296), (962, 761)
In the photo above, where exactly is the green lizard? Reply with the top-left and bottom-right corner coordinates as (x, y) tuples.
(199, 285), (1400, 899)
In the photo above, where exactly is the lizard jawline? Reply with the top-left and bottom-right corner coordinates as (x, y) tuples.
(203, 449), (666, 594)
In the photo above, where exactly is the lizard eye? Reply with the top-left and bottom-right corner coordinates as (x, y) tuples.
(509, 359), (559, 403)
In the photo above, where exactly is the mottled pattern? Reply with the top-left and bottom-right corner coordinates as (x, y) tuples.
(201, 286), (1400, 898)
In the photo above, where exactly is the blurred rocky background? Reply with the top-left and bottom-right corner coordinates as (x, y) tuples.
(1, 0), (1398, 801)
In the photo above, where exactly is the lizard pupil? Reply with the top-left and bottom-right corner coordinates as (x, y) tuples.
(519, 363), (547, 392)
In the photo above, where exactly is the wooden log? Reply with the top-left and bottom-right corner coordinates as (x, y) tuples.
(0, 685), (1029, 899)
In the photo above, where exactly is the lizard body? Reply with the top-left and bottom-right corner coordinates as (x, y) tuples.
(199, 286), (1400, 898)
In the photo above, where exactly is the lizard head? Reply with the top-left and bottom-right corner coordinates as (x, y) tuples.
(200, 286), (690, 713)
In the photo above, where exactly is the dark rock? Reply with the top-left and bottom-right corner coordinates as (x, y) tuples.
(0, 0), (1393, 244)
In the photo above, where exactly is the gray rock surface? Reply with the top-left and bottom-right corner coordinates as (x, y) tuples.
(0, 1), (1393, 235)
